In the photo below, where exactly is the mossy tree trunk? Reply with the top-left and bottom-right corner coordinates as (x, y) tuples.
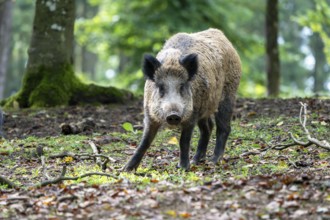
(4, 0), (132, 108)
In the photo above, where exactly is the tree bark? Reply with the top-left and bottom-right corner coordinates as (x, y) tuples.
(310, 31), (326, 94)
(3, 0), (132, 108)
(266, 0), (280, 97)
(0, 0), (13, 100)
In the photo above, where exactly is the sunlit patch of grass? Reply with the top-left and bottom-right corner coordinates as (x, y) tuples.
(0, 139), (15, 155)
(319, 152), (330, 160)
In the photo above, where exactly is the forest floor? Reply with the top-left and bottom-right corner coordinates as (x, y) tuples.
(1, 98), (330, 219)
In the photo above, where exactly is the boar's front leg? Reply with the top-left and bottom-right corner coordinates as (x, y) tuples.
(123, 118), (160, 171)
(178, 123), (195, 171)
(192, 117), (213, 164)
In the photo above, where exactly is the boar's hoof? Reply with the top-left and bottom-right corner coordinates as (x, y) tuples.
(166, 114), (181, 125)
(176, 163), (190, 171)
(191, 157), (206, 165)
(192, 153), (206, 164)
(122, 164), (137, 172)
(211, 155), (222, 165)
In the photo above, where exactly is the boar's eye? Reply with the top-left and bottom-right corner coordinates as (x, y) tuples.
(179, 83), (186, 95)
(158, 84), (165, 97)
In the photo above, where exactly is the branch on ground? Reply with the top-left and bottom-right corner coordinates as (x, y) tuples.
(33, 166), (118, 188)
(0, 176), (17, 189)
(241, 102), (329, 157)
(274, 102), (330, 151)
(0, 166), (118, 189)
(49, 151), (116, 171)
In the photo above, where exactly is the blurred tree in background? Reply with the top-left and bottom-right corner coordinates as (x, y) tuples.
(2, 0), (33, 99)
(75, 0), (266, 94)
(294, 0), (330, 93)
(266, 0), (280, 97)
(2, 0), (330, 102)
(3, 0), (131, 107)
(0, 0), (13, 99)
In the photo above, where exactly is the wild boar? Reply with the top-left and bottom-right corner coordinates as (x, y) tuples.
(123, 28), (241, 171)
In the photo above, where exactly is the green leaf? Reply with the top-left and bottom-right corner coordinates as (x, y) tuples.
(122, 122), (134, 133)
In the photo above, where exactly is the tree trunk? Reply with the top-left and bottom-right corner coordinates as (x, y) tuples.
(0, 0), (13, 100)
(310, 30), (326, 94)
(3, 0), (132, 108)
(266, 0), (280, 97)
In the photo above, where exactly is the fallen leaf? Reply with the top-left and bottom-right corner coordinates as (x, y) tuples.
(276, 121), (284, 126)
(165, 210), (177, 217)
(150, 179), (159, 183)
(291, 209), (308, 218)
(168, 136), (179, 145)
(265, 201), (280, 213)
(247, 111), (256, 117)
(282, 200), (299, 208)
(179, 212), (192, 218)
(63, 156), (74, 163)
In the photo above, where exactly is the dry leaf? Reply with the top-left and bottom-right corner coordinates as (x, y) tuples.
(179, 212), (192, 218)
(276, 121), (284, 126)
(165, 210), (177, 217)
(168, 136), (179, 145)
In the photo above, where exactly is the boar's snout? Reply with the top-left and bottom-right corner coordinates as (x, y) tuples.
(166, 113), (182, 125)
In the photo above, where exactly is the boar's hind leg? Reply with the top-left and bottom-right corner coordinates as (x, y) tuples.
(192, 118), (213, 164)
(123, 121), (160, 171)
(212, 97), (233, 164)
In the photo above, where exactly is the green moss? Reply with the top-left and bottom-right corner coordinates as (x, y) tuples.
(72, 83), (133, 105)
(2, 63), (133, 108)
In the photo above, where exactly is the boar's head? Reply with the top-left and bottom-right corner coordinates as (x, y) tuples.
(143, 53), (198, 126)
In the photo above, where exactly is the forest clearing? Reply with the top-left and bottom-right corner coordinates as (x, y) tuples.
(1, 0), (330, 219)
(1, 98), (329, 219)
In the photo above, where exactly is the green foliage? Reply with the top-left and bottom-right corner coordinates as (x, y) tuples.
(294, 0), (330, 64)
(7, 0), (330, 99)
(5, 1), (35, 98)
(122, 122), (135, 133)
(75, 0), (265, 94)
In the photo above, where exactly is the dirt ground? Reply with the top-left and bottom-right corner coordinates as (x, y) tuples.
(1, 98), (330, 219)
(3, 98), (330, 140)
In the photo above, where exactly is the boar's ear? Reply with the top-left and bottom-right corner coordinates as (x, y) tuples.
(179, 53), (198, 81)
(142, 54), (161, 81)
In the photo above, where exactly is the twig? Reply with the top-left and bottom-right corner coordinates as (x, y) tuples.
(34, 165), (118, 188)
(49, 152), (116, 162)
(34, 165), (68, 187)
(49, 151), (116, 171)
(240, 102), (329, 156)
(0, 176), (17, 189)
(277, 155), (299, 168)
(272, 102), (329, 150)
(88, 141), (102, 168)
(41, 155), (51, 180)
(0, 166), (119, 189)
(294, 102), (329, 150)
